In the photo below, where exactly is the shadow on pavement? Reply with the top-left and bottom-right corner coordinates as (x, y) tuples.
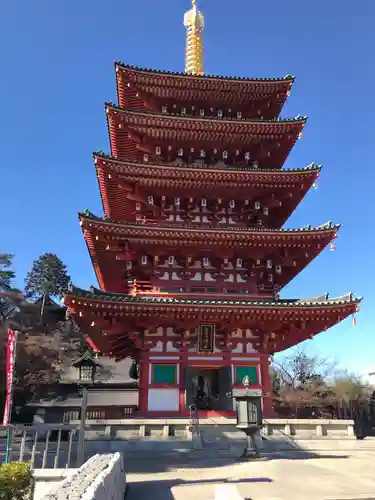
(124, 454), (238, 474)
(120, 422), (352, 473)
(123, 448), (350, 474)
(263, 451), (350, 461)
(126, 477), (273, 500)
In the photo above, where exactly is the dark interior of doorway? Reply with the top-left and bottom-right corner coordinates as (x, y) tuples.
(185, 366), (232, 412)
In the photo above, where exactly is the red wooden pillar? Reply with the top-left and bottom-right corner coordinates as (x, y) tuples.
(260, 356), (275, 418)
(179, 333), (189, 415)
(139, 355), (149, 415)
(179, 362), (185, 414)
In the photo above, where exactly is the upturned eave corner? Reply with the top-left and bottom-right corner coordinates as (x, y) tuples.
(93, 150), (113, 161)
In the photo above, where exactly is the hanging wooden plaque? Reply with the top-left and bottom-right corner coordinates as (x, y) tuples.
(198, 324), (215, 353)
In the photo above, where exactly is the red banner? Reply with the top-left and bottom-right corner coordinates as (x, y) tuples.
(2, 329), (16, 425)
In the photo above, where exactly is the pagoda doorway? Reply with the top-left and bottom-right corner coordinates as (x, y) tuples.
(184, 366), (232, 412)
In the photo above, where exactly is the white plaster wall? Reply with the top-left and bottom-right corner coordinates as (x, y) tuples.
(148, 388), (179, 411)
(245, 343), (257, 353)
(231, 343), (243, 353)
(150, 356), (180, 361)
(166, 341), (179, 352)
(150, 341), (163, 352)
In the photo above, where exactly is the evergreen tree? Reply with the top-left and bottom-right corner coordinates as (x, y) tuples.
(0, 254), (19, 324)
(0, 254), (97, 413)
(24, 253), (70, 300)
(0, 253), (15, 290)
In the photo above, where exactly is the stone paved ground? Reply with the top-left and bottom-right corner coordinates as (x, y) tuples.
(124, 450), (375, 500)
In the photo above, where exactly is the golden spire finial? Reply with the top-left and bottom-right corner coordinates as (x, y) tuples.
(184, 0), (205, 76)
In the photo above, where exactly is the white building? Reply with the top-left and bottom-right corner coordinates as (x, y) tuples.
(367, 369), (375, 387)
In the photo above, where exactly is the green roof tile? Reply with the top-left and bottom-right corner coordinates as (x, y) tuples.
(66, 284), (361, 308)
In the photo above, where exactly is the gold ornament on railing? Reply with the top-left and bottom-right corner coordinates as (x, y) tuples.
(130, 279), (137, 297)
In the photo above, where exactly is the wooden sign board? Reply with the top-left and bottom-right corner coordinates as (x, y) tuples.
(198, 324), (215, 353)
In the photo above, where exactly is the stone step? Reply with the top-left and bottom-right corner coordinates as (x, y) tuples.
(199, 425), (247, 450)
(262, 438), (375, 452)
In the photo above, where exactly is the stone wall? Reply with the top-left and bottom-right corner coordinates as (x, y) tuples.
(262, 418), (355, 438)
(33, 470), (77, 500)
(39, 453), (125, 500)
(4, 418), (358, 472)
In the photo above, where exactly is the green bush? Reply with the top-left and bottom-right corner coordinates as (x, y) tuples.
(0, 463), (35, 500)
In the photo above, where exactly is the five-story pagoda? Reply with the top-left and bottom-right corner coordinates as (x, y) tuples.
(64, 1), (361, 417)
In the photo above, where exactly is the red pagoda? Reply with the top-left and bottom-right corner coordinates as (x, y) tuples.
(64, 1), (361, 417)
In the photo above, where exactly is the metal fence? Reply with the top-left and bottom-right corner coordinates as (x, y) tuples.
(0, 424), (82, 469)
(61, 405), (137, 422)
(1, 417), (178, 470)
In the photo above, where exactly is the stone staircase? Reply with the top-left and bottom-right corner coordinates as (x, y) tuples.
(198, 423), (375, 453)
(198, 423), (247, 450)
(261, 434), (375, 452)
(260, 427), (301, 451)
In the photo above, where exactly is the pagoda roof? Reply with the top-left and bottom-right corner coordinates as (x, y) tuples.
(66, 285), (361, 310)
(94, 151), (321, 177)
(106, 105), (306, 168)
(64, 285), (361, 357)
(80, 211), (339, 241)
(106, 104), (306, 127)
(94, 152), (321, 224)
(79, 212), (338, 292)
(115, 62), (295, 85)
(115, 63), (295, 120)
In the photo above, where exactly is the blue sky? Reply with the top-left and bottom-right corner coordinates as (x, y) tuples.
(1, 0), (374, 375)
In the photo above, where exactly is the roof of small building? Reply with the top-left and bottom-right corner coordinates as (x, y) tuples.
(71, 352), (102, 368)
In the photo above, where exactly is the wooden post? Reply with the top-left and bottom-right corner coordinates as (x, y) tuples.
(260, 356), (274, 418)
(138, 357), (149, 414)
(76, 387), (88, 467)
